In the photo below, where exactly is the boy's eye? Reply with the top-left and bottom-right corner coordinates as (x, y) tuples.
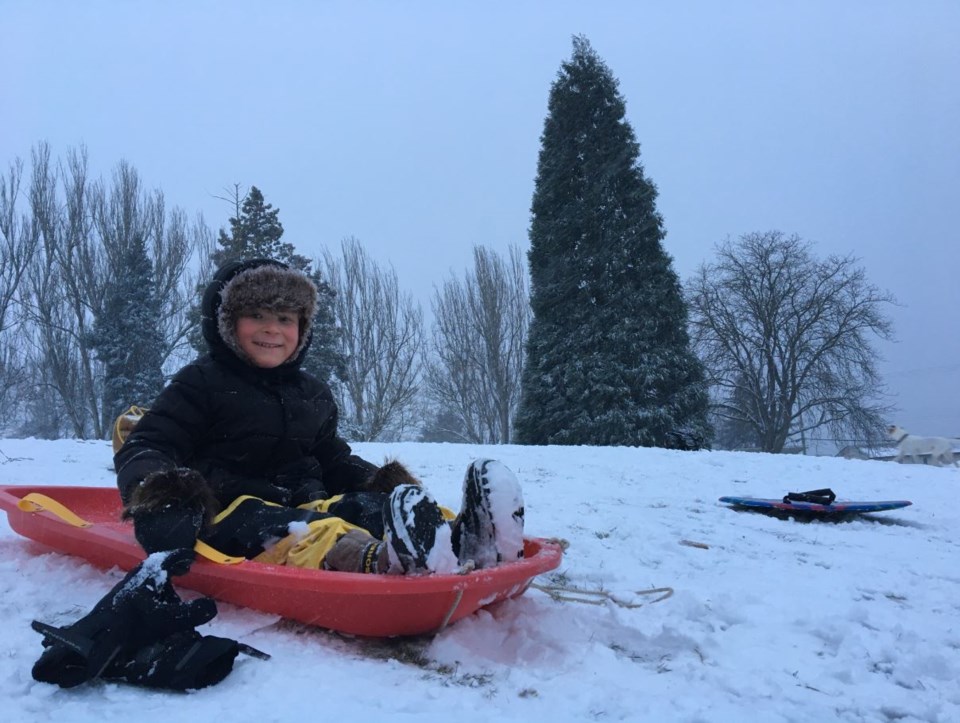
(277, 314), (295, 324)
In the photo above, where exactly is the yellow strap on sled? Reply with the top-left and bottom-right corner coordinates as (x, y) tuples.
(17, 491), (245, 565)
(193, 539), (245, 565)
(18, 493), (92, 527)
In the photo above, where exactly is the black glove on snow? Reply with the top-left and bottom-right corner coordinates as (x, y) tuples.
(122, 468), (218, 556)
(110, 630), (248, 690)
(31, 548), (266, 690)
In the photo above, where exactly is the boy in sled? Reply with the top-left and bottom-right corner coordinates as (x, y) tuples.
(31, 258), (525, 692)
(115, 258), (525, 575)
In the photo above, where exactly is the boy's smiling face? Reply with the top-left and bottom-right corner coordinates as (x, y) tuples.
(235, 308), (300, 368)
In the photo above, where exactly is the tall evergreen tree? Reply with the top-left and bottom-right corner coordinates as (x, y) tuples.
(514, 36), (711, 447)
(212, 186), (291, 267)
(194, 186), (343, 384)
(91, 234), (165, 423)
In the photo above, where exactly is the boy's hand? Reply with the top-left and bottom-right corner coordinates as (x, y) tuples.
(133, 506), (204, 555)
(238, 479), (293, 506)
(290, 479), (328, 506)
(122, 468), (217, 556)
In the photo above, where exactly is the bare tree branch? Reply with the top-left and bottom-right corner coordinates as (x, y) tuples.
(424, 245), (530, 443)
(14, 145), (212, 437)
(688, 231), (895, 452)
(323, 237), (423, 441)
(0, 157), (38, 426)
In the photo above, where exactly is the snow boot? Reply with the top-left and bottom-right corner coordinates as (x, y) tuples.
(452, 459), (525, 569)
(383, 484), (457, 575)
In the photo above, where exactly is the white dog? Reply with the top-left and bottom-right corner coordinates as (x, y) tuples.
(887, 425), (959, 466)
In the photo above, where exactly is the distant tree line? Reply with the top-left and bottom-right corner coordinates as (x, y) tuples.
(0, 144), (211, 439)
(0, 148), (529, 444)
(0, 37), (895, 453)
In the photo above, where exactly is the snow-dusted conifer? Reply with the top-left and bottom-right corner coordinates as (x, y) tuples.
(199, 186), (343, 384)
(92, 234), (165, 422)
(515, 36), (710, 447)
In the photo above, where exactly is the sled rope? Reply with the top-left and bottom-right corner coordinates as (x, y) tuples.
(530, 582), (674, 608)
(435, 589), (465, 633)
(16, 492), (245, 564)
(543, 536), (571, 551)
(530, 537), (671, 608)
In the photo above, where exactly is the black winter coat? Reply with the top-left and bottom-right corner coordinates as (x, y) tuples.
(115, 259), (375, 509)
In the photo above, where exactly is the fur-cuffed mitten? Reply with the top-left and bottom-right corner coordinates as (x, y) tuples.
(122, 468), (219, 557)
(361, 460), (422, 494)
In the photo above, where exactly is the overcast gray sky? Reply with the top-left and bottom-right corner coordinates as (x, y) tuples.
(4, 0), (958, 444)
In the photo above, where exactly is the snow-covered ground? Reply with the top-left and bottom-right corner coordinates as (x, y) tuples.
(1, 438), (957, 722)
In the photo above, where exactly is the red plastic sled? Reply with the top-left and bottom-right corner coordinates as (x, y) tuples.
(0, 484), (563, 637)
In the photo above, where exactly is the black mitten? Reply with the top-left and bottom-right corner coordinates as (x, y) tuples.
(274, 460), (328, 507)
(31, 609), (125, 688)
(133, 507), (206, 559)
(230, 478), (293, 506)
(325, 491), (389, 540)
(30, 549), (262, 690)
(109, 631), (242, 690)
(289, 478), (328, 507)
(122, 468), (218, 555)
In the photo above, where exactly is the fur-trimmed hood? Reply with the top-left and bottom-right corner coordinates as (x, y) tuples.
(201, 258), (317, 369)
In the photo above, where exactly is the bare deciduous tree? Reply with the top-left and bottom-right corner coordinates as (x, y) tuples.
(0, 157), (39, 425)
(0, 158), (34, 330)
(153, 207), (217, 372)
(424, 245), (529, 444)
(687, 231), (895, 453)
(93, 161), (214, 373)
(323, 238), (422, 441)
(15, 144), (212, 438)
(21, 144), (103, 436)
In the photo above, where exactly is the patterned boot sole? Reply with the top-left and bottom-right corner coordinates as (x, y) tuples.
(383, 484), (456, 575)
(453, 459), (524, 569)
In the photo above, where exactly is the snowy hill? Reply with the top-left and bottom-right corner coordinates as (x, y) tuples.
(1, 438), (957, 722)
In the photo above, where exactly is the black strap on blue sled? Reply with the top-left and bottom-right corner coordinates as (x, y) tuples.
(783, 488), (836, 505)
